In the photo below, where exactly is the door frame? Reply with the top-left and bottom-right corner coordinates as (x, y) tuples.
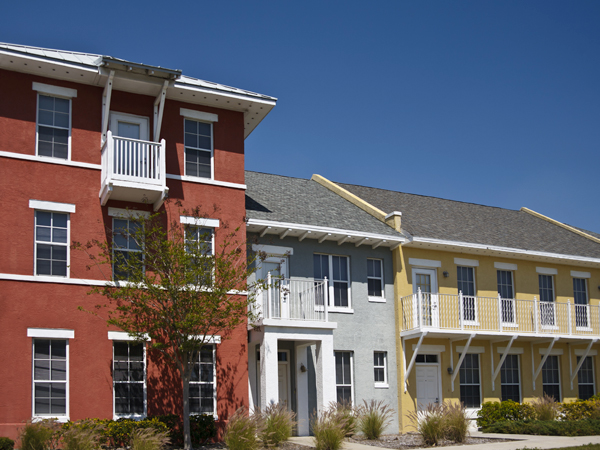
(411, 267), (439, 328)
(277, 349), (292, 410)
(415, 352), (442, 410)
(109, 111), (150, 141)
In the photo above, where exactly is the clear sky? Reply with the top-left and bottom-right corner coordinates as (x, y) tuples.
(3, 1), (599, 233)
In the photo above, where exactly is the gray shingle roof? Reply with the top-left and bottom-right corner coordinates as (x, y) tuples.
(336, 182), (600, 259)
(245, 171), (401, 238)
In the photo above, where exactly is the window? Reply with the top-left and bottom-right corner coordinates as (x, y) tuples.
(314, 254), (351, 309)
(500, 354), (520, 402)
(184, 119), (212, 179)
(33, 339), (67, 416)
(335, 351), (353, 404)
(542, 355), (561, 401)
(457, 266), (476, 322)
(112, 218), (143, 280)
(367, 259), (384, 299)
(497, 270), (515, 323)
(190, 345), (216, 414)
(374, 351), (388, 386)
(113, 342), (145, 417)
(185, 226), (214, 256)
(574, 278), (589, 328)
(35, 211), (68, 276)
(539, 275), (555, 326)
(578, 356), (595, 400)
(37, 94), (70, 159)
(459, 354), (481, 408)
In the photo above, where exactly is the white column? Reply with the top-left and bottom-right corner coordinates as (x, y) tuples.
(260, 332), (279, 410)
(315, 334), (336, 413)
(248, 342), (258, 414)
(296, 344), (310, 436)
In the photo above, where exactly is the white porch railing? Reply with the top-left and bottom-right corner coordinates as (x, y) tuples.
(256, 274), (329, 322)
(400, 289), (599, 337)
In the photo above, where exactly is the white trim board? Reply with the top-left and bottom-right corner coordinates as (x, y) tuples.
(495, 262), (518, 271)
(165, 174), (246, 190)
(0, 151), (101, 169)
(108, 207), (150, 218)
(538, 348), (563, 356)
(28, 328), (75, 339)
(536, 267), (558, 275)
(180, 216), (220, 228)
(497, 347), (524, 355)
(455, 258), (479, 267)
(252, 244), (294, 256)
(29, 200), (76, 213)
(32, 82), (77, 98)
(180, 108), (218, 123)
(108, 331), (151, 341)
(457, 346), (485, 354)
(575, 349), (598, 356)
(412, 344), (445, 353)
(408, 258), (441, 268)
(571, 271), (591, 279)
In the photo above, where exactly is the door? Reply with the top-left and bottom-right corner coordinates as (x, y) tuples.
(109, 112), (150, 177)
(258, 256), (289, 318)
(416, 364), (440, 410)
(412, 268), (439, 328)
(277, 351), (291, 409)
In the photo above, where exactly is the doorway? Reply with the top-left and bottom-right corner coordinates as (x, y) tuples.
(278, 350), (292, 409)
(416, 354), (441, 410)
(412, 268), (439, 327)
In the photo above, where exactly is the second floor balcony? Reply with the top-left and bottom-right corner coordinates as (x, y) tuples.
(100, 131), (168, 210)
(401, 289), (599, 338)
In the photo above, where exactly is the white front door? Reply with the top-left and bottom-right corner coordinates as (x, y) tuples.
(110, 112), (149, 140)
(277, 351), (291, 409)
(412, 268), (439, 328)
(258, 256), (289, 318)
(416, 364), (440, 410)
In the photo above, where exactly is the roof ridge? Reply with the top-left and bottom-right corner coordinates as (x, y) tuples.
(521, 208), (600, 244)
(245, 170), (311, 182)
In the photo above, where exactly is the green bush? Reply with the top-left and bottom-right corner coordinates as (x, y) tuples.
(328, 401), (358, 437)
(443, 402), (469, 443)
(0, 437), (15, 450)
(261, 403), (295, 447)
(223, 407), (264, 450)
(19, 420), (61, 450)
(131, 428), (170, 450)
(561, 399), (600, 421)
(483, 419), (600, 436)
(61, 420), (103, 450)
(358, 400), (393, 440)
(476, 400), (535, 428)
(407, 404), (447, 446)
(147, 414), (216, 446)
(311, 410), (346, 450)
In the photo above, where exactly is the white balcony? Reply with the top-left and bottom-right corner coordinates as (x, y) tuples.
(252, 275), (330, 325)
(401, 289), (599, 338)
(100, 131), (168, 210)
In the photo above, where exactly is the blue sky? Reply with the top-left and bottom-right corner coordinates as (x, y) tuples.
(3, 1), (599, 232)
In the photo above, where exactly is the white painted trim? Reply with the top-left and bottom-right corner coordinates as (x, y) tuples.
(537, 267), (558, 275)
(495, 262), (518, 271)
(538, 348), (563, 356)
(384, 211), (402, 220)
(368, 297), (387, 303)
(32, 82), (77, 98)
(165, 174), (246, 190)
(575, 349), (598, 356)
(498, 347), (524, 355)
(408, 258), (441, 268)
(251, 244), (294, 256)
(0, 150), (101, 169)
(108, 207), (150, 218)
(455, 258), (479, 267)
(456, 345), (485, 354)
(27, 328), (74, 339)
(180, 108), (218, 123)
(412, 344), (445, 353)
(329, 308), (354, 314)
(180, 216), (220, 228)
(571, 271), (591, 279)
(29, 200), (76, 213)
(107, 331), (151, 341)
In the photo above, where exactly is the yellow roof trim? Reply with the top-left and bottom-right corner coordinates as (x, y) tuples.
(520, 207), (600, 244)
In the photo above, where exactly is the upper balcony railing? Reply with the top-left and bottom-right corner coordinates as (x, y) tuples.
(401, 289), (599, 337)
(253, 273), (329, 323)
(100, 131), (167, 208)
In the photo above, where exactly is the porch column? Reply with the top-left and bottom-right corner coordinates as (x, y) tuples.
(260, 331), (279, 409)
(315, 334), (336, 413)
(248, 342), (259, 414)
(296, 344), (310, 436)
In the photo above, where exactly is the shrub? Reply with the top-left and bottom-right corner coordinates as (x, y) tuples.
(443, 402), (469, 443)
(19, 419), (61, 450)
(483, 419), (600, 436)
(328, 401), (358, 437)
(224, 407), (264, 450)
(311, 410), (345, 450)
(357, 400), (393, 440)
(531, 394), (559, 421)
(0, 437), (14, 450)
(476, 400), (535, 428)
(61, 420), (103, 450)
(407, 403), (447, 446)
(131, 428), (170, 450)
(561, 399), (600, 421)
(261, 403), (295, 447)
(147, 414), (216, 446)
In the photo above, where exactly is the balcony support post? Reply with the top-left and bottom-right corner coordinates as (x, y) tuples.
(491, 335), (517, 391)
(153, 80), (169, 142)
(101, 71), (115, 146)
(534, 296), (539, 334)
(459, 291), (464, 330)
(568, 300), (572, 335)
(498, 294), (503, 332)
(570, 339), (598, 389)
(417, 288), (423, 328)
(404, 331), (428, 392)
(451, 333), (475, 391)
(324, 277), (329, 323)
(533, 337), (558, 390)
(266, 272), (271, 319)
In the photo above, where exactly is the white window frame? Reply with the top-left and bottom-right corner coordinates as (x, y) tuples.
(189, 344), (217, 417)
(500, 354), (521, 403)
(577, 356), (596, 400)
(458, 353), (481, 409)
(111, 341), (147, 419)
(374, 351), (388, 388)
(182, 108), (216, 180)
(367, 258), (385, 302)
(34, 83), (76, 161)
(334, 351), (354, 405)
(314, 254), (352, 312)
(457, 265), (478, 325)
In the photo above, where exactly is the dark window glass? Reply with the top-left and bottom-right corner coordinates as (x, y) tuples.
(542, 355), (561, 401)
(367, 259), (383, 297)
(335, 351), (352, 403)
(190, 346), (215, 414)
(33, 339), (67, 416)
(459, 354), (480, 408)
(578, 356), (595, 400)
(37, 95), (70, 159)
(501, 355), (520, 402)
(113, 342), (145, 415)
(457, 266), (476, 321)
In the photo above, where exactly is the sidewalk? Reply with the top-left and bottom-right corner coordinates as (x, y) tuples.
(289, 431), (600, 450)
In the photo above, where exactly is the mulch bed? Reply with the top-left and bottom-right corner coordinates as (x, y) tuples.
(347, 433), (514, 448)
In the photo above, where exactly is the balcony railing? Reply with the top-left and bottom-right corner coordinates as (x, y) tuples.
(401, 289), (599, 337)
(253, 274), (329, 322)
(100, 131), (167, 208)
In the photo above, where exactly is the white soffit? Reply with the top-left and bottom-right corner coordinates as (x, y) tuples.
(409, 258), (441, 268)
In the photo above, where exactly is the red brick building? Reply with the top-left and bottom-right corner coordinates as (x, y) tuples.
(0, 43), (276, 439)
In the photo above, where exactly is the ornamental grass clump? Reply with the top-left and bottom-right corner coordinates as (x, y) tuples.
(357, 400), (393, 440)
(131, 428), (170, 450)
(261, 403), (296, 447)
(19, 419), (61, 450)
(224, 407), (265, 450)
(61, 420), (104, 450)
(407, 404), (447, 446)
(442, 402), (469, 443)
(311, 410), (346, 450)
(532, 394), (559, 421)
(328, 401), (359, 437)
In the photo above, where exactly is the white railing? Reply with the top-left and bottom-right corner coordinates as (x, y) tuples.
(400, 289), (599, 337)
(101, 130), (166, 187)
(257, 274), (329, 322)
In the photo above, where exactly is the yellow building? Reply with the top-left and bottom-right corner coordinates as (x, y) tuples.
(313, 175), (600, 431)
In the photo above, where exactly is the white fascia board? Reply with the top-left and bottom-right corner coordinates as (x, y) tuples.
(180, 216), (220, 228)
(571, 271), (591, 279)
(180, 108), (218, 123)
(29, 200), (76, 213)
(408, 237), (600, 265)
(536, 267), (558, 275)
(173, 82), (277, 107)
(408, 258), (441, 268)
(454, 257), (479, 267)
(495, 262), (518, 271)
(108, 331), (151, 341)
(108, 207), (150, 218)
(246, 219), (404, 245)
(252, 244), (294, 256)
(32, 82), (77, 98)
(28, 328), (75, 339)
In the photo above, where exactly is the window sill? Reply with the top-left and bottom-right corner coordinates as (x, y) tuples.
(368, 297), (386, 303)
(33, 416), (69, 423)
(329, 308), (354, 314)
(374, 383), (389, 389)
(114, 414), (146, 420)
(191, 412), (219, 420)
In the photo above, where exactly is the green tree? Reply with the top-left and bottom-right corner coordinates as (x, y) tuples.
(74, 203), (259, 450)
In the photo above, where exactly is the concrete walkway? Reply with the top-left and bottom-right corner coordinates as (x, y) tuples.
(289, 431), (600, 450)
